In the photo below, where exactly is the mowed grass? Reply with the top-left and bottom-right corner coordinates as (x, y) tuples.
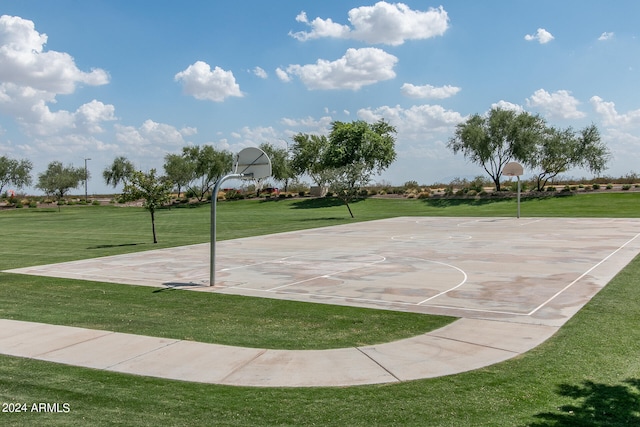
(1, 193), (639, 426)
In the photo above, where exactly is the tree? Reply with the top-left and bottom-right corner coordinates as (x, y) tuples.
(182, 145), (233, 202)
(259, 143), (293, 192)
(103, 156), (135, 188)
(290, 133), (333, 189)
(528, 124), (610, 191)
(0, 156), (32, 194)
(120, 169), (173, 244)
(324, 119), (397, 218)
(163, 153), (194, 198)
(448, 108), (545, 191)
(36, 161), (86, 200)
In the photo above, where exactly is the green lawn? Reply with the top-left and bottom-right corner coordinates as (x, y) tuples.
(1, 194), (639, 426)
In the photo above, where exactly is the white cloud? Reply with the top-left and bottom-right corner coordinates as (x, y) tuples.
(590, 96), (640, 127)
(0, 15), (111, 137)
(285, 47), (397, 90)
(598, 32), (614, 41)
(280, 115), (333, 133)
(290, 2), (449, 46)
(524, 28), (555, 44)
(357, 104), (465, 139)
(526, 89), (585, 119)
(275, 67), (291, 82)
(491, 100), (525, 113)
(115, 119), (194, 157)
(401, 83), (461, 99)
(174, 61), (243, 102)
(74, 100), (116, 133)
(253, 66), (268, 79)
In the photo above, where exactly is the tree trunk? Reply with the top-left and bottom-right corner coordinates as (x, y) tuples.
(344, 200), (354, 218)
(150, 209), (158, 244)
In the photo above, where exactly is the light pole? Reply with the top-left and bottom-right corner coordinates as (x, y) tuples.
(84, 158), (91, 201)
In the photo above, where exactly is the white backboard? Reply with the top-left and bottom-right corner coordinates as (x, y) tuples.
(503, 161), (524, 177)
(235, 147), (271, 179)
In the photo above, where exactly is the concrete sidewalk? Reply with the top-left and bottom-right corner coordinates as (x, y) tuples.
(0, 317), (556, 387)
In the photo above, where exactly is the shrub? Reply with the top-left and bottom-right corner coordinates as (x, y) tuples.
(298, 191), (306, 197)
(92, 200), (101, 205)
(417, 191), (430, 199)
(606, 184), (613, 190)
(29, 201), (38, 208)
(592, 183), (601, 190)
(403, 180), (420, 190)
(622, 184), (632, 190)
(546, 186), (557, 192)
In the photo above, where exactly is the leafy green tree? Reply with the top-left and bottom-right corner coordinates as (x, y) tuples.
(36, 161), (86, 200)
(290, 134), (333, 189)
(259, 143), (293, 192)
(120, 169), (173, 244)
(323, 119), (397, 218)
(448, 108), (545, 191)
(0, 156), (32, 194)
(103, 156), (135, 188)
(182, 145), (233, 202)
(529, 124), (610, 191)
(163, 153), (194, 198)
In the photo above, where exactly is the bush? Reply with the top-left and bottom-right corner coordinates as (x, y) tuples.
(29, 201), (38, 208)
(622, 184), (632, 191)
(606, 184), (613, 190)
(592, 183), (601, 190)
(546, 186), (557, 192)
(92, 200), (101, 206)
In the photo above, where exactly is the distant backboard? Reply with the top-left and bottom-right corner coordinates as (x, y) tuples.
(503, 161), (524, 177)
(235, 147), (271, 179)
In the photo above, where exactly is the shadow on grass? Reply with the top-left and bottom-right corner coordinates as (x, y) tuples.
(290, 197), (363, 209)
(421, 197), (511, 208)
(87, 243), (147, 249)
(529, 379), (640, 426)
(154, 282), (209, 292)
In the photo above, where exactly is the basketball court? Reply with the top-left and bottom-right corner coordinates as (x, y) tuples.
(8, 216), (640, 329)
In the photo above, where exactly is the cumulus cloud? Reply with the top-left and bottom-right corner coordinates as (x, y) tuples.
(115, 120), (195, 156)
(598, 32), (614, 41)
(491, 100), (525, 113)
(253, 66), (268, 79)
(290, 2), (449, 46)
(524, 28), (555, 44)
(401, 83), (461, 99)
(275, 67), (291, 82)
(526, 89), (585, 119)
(590, 96), (640, 127)
(0, 15), (111, 137)
(284, 47), (397, 90)
(174, 61), (243, 102)
(357, 104), (465, 139)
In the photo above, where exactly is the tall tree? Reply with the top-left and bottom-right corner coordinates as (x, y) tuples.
(290, 134), (333, 189)
(259, 143), (293, 192)
(529, 124), (610, 191)
(120, 169), (173, 244)
(163, 153), (194, 198)
(103, 156), (135, 188)
(0, 156), (32, 194)
(36, 161), (86, 200)
(182, 145), (233, 202)
(324, 119), (397, 218)
(448, 108), (545, 191)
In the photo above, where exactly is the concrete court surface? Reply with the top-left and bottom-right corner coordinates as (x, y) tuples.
(4, 216), (640, 387)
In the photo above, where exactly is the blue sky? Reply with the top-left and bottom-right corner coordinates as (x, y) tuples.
(1, 1), (640, 194)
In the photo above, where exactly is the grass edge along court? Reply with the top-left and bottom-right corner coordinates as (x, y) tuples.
(1, 194), (639, 426)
